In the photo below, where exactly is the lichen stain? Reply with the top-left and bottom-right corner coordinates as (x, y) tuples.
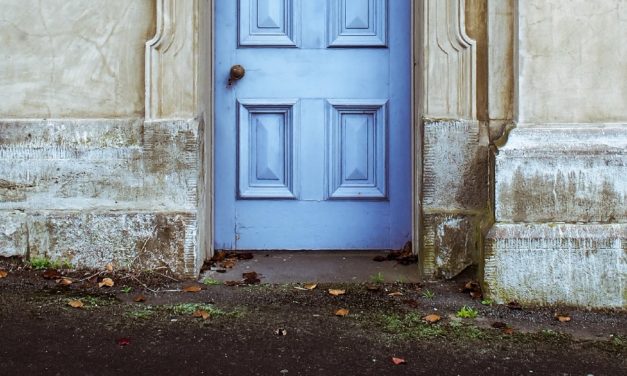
(134, 213), (188, 275)
(503, 167), (624, 222)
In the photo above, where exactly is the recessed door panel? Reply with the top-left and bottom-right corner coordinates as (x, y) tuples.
(328, 100), (387, 199)
(239, 0), (300, 46)
(216, 0), (410, 250)
(238, 100), (298, 198)
(328, 0), (387, 47)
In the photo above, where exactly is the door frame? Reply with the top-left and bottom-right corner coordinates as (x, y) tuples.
(213, 0), (414, 251)
(145, 0), (479, 276)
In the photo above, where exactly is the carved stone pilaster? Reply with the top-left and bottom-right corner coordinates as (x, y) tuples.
(421, 0), (477, 119)
(145, 0), (200, 119)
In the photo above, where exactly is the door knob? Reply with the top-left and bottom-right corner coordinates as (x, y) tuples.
(228, 64), (245, 86)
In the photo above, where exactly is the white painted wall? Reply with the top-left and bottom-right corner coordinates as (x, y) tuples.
(0, 0), (155, 118)
(517, 0), (627, 123)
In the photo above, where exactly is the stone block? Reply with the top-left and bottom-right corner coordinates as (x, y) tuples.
(422, 214), (482, 279)
(0, 119), (200, 211)
(495, 126), (626, 223)
(423, 119), (488, 212)
(485, 223), (626, 308)
(0, 212), (28, 257)
(24, 211), (200, 277)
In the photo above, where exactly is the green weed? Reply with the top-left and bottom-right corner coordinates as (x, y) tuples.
(421, 289), (435, 299)
(202, 278), (222, 286)
(379, 312), (444, 339)
(370, 272), (385, 284)
(30, 257), (73, 270)
(126, 307), (156, 320)
(456, 305), (479, 319)
(121, 286), (132, 294)
(480, 299), (493, 306)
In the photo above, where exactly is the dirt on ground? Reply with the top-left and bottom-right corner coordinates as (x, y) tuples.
(0, 258), (625, 376)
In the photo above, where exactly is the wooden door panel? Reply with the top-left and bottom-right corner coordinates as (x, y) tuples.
(239, 0), (300, 46)
(238, 100), (298, 199)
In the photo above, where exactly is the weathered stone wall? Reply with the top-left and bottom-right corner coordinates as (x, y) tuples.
(0, 119), (203, 276)
(516, 0), (627, 123)
(421, 119), (489, 278)
(485, 126), (626, 308)
(0, 0), (155, 118)
(483, 1), (627, 308)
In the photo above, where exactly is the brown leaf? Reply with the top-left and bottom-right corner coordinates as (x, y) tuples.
(328, 289), (346, 296)
(555, 314), (571, 323)
(98, 277), (114, 288)
(391, 357), (407, 365)
(133, 295), (146, 303)
(388, 291), (404, 297)
(224, 280), (241, 287)
(506, 301), (522, 310)
(303, 283), (317, 290)
(491, 321), (508, 329)
(372, 255), (387, 262)
(237, 252), (254, 260)
(0, 270), (8, 278)
(243, 271), (261, 285)
(68, 300), (84, 308)
(502, 328), (515, 335)
(462, 281), (481, 293)
(221, 259), (236, 269)
(469, 291), (483, 299)
(423, 314), (441, 324)
(366, 284), (381, 292)
(192, 310), (210, 320)
(105, 263), (114, 272)
(56, 278), (73, 286)
(335, 308), (349, 317)
(183, 285), (202, 293)
(42, 269), (61, 280)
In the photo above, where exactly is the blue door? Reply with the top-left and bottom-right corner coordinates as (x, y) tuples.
(215, 0), (411, 250)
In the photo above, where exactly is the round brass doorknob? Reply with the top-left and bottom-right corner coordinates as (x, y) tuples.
(229, 64), (245, 84)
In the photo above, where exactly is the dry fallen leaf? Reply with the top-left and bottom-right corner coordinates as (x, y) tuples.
(391, 357), (407, 365)
(133, 295), (146, 303)
(388, 291), (404, 297)
(328, 289), (346, 296)
(304, 283), (317, 290)
(502, 328), (515, 335)
(506, 301), (523, 310)
(98, 277), (114, 288)
(68, 300), (84, 308)
(0, 270), (7, 278)
(423, 314), (441, 324)
(335, 308), (350, 317)
(224, 280), (241, 287)
(42, 269), (61, 280)
(366, 284), (381, 292)
(56, 278), (73, 286)
(192, 310), (210, 320)
(183, 285), (202, 293)
(491, 321), (508, 329)
(105, 263), (114, 272)
(555, 314), (571, 323)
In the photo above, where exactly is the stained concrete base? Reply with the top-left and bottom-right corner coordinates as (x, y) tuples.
(199, 251), (422, 284)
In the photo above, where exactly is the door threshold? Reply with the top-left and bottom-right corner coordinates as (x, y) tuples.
(200, 251), (421, 284)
